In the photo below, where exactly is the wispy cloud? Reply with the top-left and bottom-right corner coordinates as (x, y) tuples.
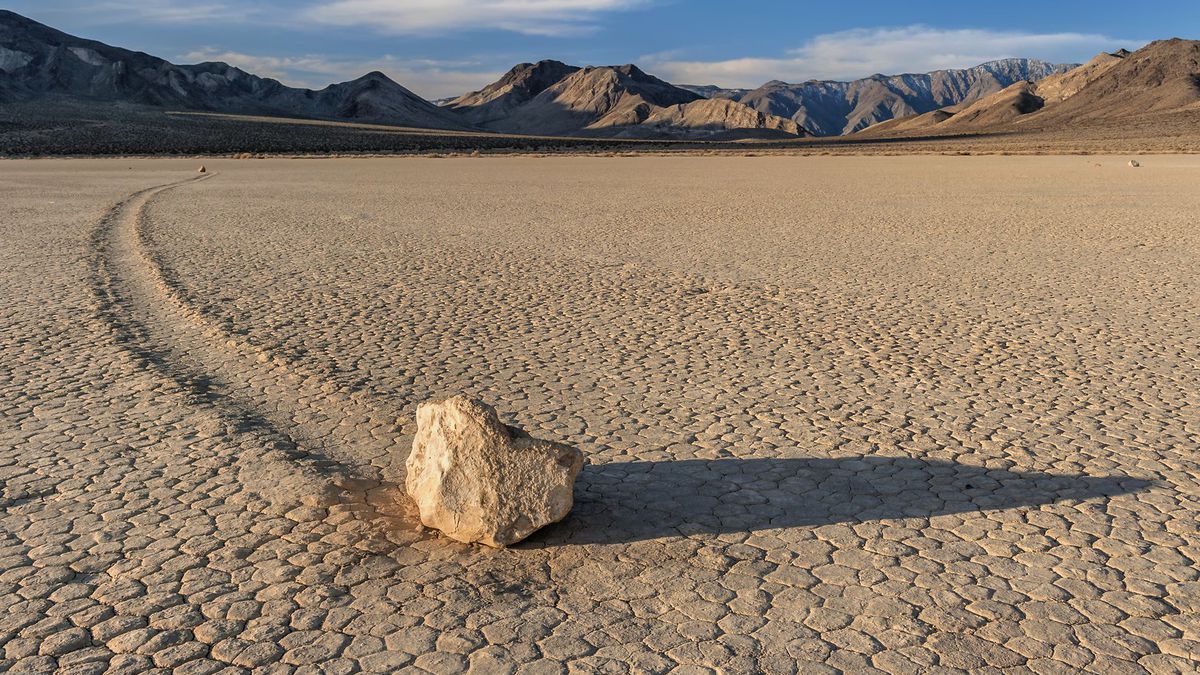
(181, 48), (503, 99)
(644, 26), (1145, 87)
(20, 0), (647, 35)
(301, 0), (647, 37)
(80, 0), (257, 23)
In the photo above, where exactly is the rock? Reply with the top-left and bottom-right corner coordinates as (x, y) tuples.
(405, 396), (583, 547)
(1129, 160), (1140, 167)
(198, 165), (207, 173)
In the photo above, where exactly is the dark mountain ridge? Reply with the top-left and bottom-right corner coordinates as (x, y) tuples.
(0, 9), (470, 130)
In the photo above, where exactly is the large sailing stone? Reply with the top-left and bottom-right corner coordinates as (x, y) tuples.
(405, 395), (584, 547)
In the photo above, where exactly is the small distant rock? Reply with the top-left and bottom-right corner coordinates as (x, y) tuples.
(1128, 160), (1140, 167)
(198, 165), (207, 173)
(405, 396), (583, 547)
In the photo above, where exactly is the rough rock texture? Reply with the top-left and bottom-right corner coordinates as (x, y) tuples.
(405, 396), (584, 547)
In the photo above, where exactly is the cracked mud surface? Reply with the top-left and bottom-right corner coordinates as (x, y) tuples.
(1, 156), (1198, 673)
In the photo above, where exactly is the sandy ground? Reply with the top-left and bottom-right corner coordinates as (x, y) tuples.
(2, 155), (1198, 673)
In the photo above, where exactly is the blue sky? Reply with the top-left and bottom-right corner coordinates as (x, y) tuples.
(8, 1), (1193, 98)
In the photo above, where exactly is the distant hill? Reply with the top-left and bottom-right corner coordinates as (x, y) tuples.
(858, 40), (1200, 136)
(449, 61), (805, 138)
(726, 59), (1075, 136)
(626, 98), (802, 139)
(0, 9), (470, 130)
(676, 84), (749, 100)
(449, 59), (581, 128)
(1031, 40), (1200, 123)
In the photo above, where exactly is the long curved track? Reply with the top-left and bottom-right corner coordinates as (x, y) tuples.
(88, 173), (411, 513)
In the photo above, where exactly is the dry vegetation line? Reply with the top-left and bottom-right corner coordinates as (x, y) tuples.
(89, 171), (416, 529)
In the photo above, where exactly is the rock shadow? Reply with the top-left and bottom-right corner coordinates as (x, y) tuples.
(527, 456), (1152, 546)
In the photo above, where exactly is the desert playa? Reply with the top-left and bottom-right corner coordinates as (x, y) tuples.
(2, 155), (1197, 672)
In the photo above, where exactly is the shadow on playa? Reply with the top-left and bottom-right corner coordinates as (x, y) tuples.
(527, 456), (1152, 546)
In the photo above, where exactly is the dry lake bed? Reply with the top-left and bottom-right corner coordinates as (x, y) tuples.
(2, 155), (1198, 673)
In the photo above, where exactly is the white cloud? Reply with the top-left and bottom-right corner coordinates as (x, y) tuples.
(182, 48), (503, 99)
(643, 26), (1146, 87)
(301, 0), (646, 36)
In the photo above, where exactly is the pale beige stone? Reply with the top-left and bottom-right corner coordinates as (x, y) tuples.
(405, 395), (583, 547)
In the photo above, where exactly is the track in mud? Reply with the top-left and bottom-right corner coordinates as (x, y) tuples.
(87, 172), (414, 522)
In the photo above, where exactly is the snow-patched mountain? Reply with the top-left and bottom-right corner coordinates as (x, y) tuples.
(0, 10), (470, 130)
(450, 61), (805, 138)
(730, 59), (1076, 136)
(676, 84), (749, 100)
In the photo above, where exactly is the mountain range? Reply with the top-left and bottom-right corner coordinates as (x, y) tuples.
(0, 9), (470, 131)
(447, 61), (800, 138)
(720, 59), (1076, 136)
(0, 10), (799, 139)
(859, 39), (1200, 137)
(2, 9), (1197, 146)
